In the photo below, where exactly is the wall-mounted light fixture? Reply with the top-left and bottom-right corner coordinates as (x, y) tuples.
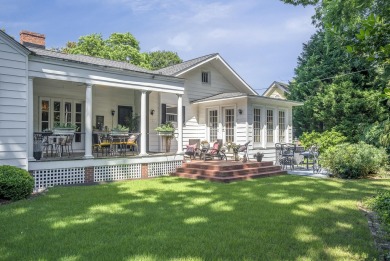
(111, 109), (115, 129)
(238, 109), (243, 115)
(150, 109), (155, 115)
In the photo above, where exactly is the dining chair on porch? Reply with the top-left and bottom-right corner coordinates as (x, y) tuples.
(92, 133), (111, 157)
(124, 133), (139, 155)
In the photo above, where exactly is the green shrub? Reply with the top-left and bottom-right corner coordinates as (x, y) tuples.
(0, 165), (34, 200)
(300, 129), (347, 153)
(368, 191), (390, 228)
(321, 142), (387, 179)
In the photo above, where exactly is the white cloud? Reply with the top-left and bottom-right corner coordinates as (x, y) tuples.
(167, 32), (192, 51)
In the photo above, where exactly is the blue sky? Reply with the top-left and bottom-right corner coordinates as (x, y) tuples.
(1, 0), (316, 94)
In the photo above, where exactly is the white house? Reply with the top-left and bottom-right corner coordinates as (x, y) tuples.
(263, 81), (290, 99)
(0, 30), (301, 189)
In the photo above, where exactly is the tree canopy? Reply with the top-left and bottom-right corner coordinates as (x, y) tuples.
(62, 32), (182, 70)
(281, 0), (390, 143)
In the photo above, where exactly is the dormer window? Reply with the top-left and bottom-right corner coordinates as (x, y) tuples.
(201, 71), (210, 84)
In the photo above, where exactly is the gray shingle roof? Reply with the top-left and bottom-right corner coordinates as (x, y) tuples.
(192, 92), (249, 103)
(275, 81), (289, 92)
(28, 47), (153, 74)
(192, 91), (303, 106)
(155, 53), (218, 76)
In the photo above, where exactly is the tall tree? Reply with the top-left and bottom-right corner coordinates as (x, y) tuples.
(62, 33), (182, 70)
(281, 0), (389, 141)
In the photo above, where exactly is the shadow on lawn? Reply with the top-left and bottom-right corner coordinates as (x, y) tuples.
(0, 175), (389, 260)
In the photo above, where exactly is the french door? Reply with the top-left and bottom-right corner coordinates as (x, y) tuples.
(39, 97), (84, 150)
(223, 107), (235, 143)
(208, 109), (218, 142)
(207, 107), (235, 144)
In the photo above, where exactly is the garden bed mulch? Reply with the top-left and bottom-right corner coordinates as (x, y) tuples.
(359, 202), (390, 260)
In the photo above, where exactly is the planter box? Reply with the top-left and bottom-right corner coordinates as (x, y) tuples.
(53, 128), (75, 135)
(157, 131), (174, 137)
(110, 131), (129, 136)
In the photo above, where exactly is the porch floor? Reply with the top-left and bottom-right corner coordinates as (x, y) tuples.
(173, 160), (286, 183)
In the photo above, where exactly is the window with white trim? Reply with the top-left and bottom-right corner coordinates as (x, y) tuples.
(201, 71), (210, 84)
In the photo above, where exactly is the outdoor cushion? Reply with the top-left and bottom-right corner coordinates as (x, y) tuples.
(186, 144), (197, 152)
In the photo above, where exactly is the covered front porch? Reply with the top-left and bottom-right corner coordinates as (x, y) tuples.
(27, 51), (186, 166)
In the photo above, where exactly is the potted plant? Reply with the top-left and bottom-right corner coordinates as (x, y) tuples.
(155, 122), (175, 136)
(52, 123), (78, 135)
(155, 122), (175, 152)
(231, 143), (240, 161)
(111, 124), (129, 135)
(254, 152), (264, 162)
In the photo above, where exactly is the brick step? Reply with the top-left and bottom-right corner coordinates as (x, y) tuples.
(173, 170), (287, 183)
(182, 161), (273, 171)
(176, 165), (282, 177)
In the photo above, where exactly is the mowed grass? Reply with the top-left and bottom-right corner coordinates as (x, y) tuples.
(1, 175), (389, 261)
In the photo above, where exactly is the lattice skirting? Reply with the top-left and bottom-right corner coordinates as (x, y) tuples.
(148, 160), (182, 177)
(94, 164), (142, 182)
(32, 168), (85, 190)
(31, 160), (183, 190)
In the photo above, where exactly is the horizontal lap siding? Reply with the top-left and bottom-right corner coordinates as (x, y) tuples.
(0, 39), (28, 169)
(184, 65), (237, 102)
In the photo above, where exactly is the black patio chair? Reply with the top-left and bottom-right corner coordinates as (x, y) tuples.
(237, 141), (251, 161)
(280, 143), (296, 169)
(203, 139), (227, 161)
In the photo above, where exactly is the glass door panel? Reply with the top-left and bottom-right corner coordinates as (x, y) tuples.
(64, 101), (72, 125)
(208, 109), (218, 142)
(41, 99), (50, 131)
(266, 109), (274, 144)
(224, 108), (235, 143)
(53, 100), (61, 127)
(75, 103), (82, 143)
(253, 108), (261, 145)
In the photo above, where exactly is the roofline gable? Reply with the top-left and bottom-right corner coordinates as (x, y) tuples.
(263, 81), (290, 96)
(175, 54), (257, 96)
(0, 30), (31, 56)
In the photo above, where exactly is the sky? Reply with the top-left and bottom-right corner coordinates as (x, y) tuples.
(0, 0), (317, 94)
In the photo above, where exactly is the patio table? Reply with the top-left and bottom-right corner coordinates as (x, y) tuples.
(300, 150), (319, 170)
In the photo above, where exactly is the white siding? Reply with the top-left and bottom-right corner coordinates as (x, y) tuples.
(0, 38), (28, 169)
(182, 64), (238, 102)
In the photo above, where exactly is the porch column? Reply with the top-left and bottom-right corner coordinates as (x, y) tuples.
(139, 90), (147, 156)
(84, 84), (94, 159)
(28, 77), (35, 161)
(177, 94), (183, 153)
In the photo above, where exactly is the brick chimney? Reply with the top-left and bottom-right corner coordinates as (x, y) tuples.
(20, 30), (45, 49)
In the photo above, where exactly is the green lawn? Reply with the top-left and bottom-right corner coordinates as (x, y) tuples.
(1, 176), (389, 261)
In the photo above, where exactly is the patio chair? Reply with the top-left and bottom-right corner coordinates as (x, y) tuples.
(92, 133), (111, 157)
(280, 143), (296, 169)
(237, 141), (251, 161)
(184, 139), (201, 160)
(203, 139), (227, 161)
(124, 133), (139, 155)
(54, 135), (71, 157)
